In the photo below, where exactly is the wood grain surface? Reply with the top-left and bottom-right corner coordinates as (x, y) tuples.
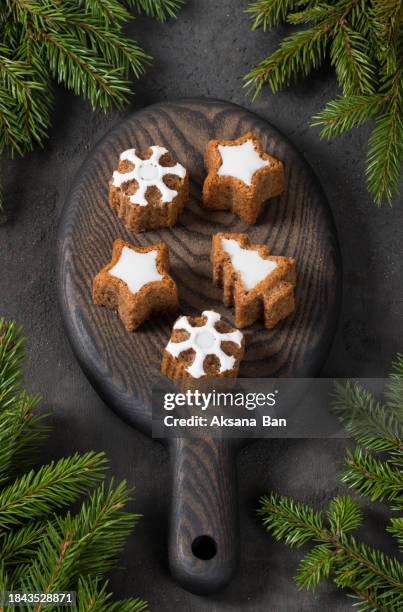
(57, 98), (341, 594)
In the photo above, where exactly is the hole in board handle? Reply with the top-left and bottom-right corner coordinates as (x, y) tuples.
(191, 535), (217, 560)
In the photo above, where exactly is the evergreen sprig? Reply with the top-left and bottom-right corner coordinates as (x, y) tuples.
(0, 318), (147, 610)
(128, 0), (184, 21)
(245, 0), (403, 207)
(0, 0), (183, 217)
(258, 355), (403, 610)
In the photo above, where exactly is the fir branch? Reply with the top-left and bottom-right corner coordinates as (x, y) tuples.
(76, 576), (148, 612)
(128, 0), (184, 22)
(21, 481), (138, 600)
(259, 357), (403, 608)
(0, 395), (45, 486)
(333, 534), (403, 605)
(0, 451), (107, 528)
(327, 495), (363, 535)
(387, 517), (403, 551)
(287, 4), (341, 26)
(312, 94), (384, 138)
(0, 0), (184, 213)
(342, 448), (403, 508)
(0, 318), (47, 483)
(61, 479), (141, 578)
(65, 16), (149, 79)
(0, 321), (145, 609)
(259, 493), (403, 608)
(295, 543), (335, 590)
(371, 0), (403, 50)
(385, 353), (403, 415)
(0, 319), (26, 407)
(36, 30), (132, 111)
(245, 24), (329, 97)
(0, 521), (48, 567)
(79, 0), (133, 24)
(0, 0), (183, 212)
(258, 492), (325, 547)
(0, 561), (11, 601)
(246, 0), (299, 31)
(332, 380), (403, 453)
(367, 106), (403, 207)
(330, 25), (376, 95)
(246, 0), (403, 205)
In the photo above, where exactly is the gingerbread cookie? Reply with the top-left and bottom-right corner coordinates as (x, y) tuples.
(109, 146), (189, 232)
(93, 239), (178, 331)
(202, 132), (284, 224)
(212, 232), (296, 329)
(162, 310), (244, 380)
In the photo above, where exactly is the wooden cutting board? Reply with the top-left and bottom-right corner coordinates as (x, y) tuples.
(57, 98), (341, 595)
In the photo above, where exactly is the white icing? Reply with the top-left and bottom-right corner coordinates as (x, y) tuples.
(195, 330), (215, 350)
(217, 139), (269, 186)
(222, 238), (277, 291)
(109, 246), (162, 294)
(112, 145), (186, 207)
(138, 164), (158, 181)
(166, 310), (243, 379)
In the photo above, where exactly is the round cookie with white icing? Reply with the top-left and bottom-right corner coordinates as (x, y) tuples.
(162, 310), (245, 380)
(93, 239), (179, 331)
(212, 232), (296, 329)
(109, 146), (189, 233)
(202, 132), (284, 224)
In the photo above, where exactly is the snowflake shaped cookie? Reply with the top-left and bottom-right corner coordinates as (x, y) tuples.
(202, 132), (284, 224)
(109, 145), (189, 233)
(93, 239), (178, 331)
(162, 310), (244, 379)
(212, 232), (296, 329)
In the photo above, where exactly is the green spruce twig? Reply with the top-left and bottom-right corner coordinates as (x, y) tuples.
(0, 0), (184, 218)
(258, 354), (403, 610)
(246, 0), (403, 206)
(0, 318), (147, 609)
(76, 576), (148, 612)
(128, 0), (185, 21)
(259, 493), (403, 610)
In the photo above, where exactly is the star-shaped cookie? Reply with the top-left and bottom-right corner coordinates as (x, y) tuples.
(93, 239), (179, 331)
(202, 132), (284, 224)
(212, 232), (296, 329)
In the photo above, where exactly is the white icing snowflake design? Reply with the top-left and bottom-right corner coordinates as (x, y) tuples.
(112, 145), (186, 207)
(165, 310), (243, 378)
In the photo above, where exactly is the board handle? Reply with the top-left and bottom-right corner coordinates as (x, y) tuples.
(168, 437), (238, 594)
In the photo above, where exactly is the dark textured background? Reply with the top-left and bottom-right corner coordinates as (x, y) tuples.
(1, 2), (402, 610)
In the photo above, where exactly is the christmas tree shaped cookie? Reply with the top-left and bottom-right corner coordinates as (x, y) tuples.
(212, 232), (296, 329)
(202, 132), (284, 224)
(109, 145), (189, 232)
(93, 239), (178, 331)
(162, 310), (244, 379)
